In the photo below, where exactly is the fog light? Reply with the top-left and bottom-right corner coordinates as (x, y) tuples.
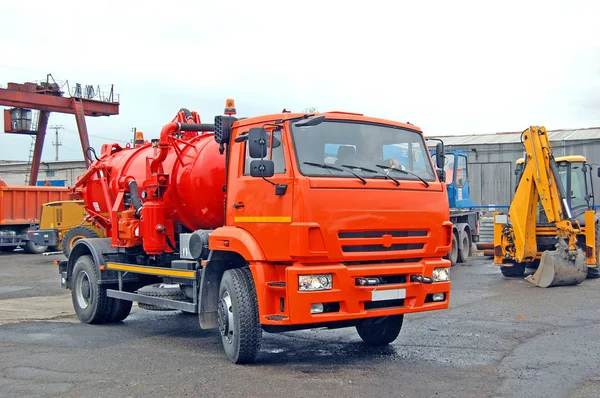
(299, 274), (332, 291)
(432, 293), (445, 302)
(310, 303), (324, 314)
(432, 267), (450, 282)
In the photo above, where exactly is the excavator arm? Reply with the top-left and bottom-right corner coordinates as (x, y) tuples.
(500, 126), (587, 287)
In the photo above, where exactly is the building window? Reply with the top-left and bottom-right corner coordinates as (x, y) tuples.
(45, 170), (56, 177)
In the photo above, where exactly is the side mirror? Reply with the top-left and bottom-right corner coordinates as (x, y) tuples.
(248, 127), (268, 158)
(435, 142), (444, 169)
(250, 159), (275, 178)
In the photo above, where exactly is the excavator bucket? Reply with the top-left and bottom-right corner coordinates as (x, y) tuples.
(525, 246), (588, 288)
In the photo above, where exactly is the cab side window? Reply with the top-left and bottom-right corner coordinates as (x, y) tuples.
(456, 155), (467, 188)
(243, 129), (286, 175)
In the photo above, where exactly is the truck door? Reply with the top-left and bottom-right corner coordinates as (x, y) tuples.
(227, 127), (294, 261)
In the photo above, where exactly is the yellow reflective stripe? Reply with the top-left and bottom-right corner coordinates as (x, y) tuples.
(106, 263), (195, 279)
(234, 216), (292, 223)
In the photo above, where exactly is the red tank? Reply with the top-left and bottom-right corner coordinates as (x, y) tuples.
(76, 123), (225, 253)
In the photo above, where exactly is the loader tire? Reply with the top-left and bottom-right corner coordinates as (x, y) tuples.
(62, 226), (99, 258)
(23, 240), (47, 254)
(137, 284), (187, 311)
(501, 262), (526, 278)
(71, 255), (111, 324)
(356, 315), (404, 345)
(218, 268), (262, 364)
(587, 222), (600, 279)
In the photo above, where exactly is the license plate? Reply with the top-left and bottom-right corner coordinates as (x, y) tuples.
(371, 288), (406, 301)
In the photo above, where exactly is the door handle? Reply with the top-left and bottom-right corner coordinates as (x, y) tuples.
(233, 202), (244, 209)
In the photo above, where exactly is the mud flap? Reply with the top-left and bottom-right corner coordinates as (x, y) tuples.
(525, 245), (588, 288)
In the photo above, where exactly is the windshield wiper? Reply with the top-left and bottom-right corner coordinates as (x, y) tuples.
(375, 165), (430, 187)
(303, 162), (367, 185)
(340, 164), (400, 186)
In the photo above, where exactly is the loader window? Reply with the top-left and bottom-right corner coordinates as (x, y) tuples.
(292, 120), (435, 181)
(243, 129), (286, 175)
(568, 163), (587, 209)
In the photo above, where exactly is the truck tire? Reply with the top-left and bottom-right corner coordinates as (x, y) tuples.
(0, 246), (17, 253)
(356, 315), (404, 345)
(446, 231), (459, 266)
(500, 262), (526, 278)
(107, 299), (133, 322)
(62, 226), (99, 258)
(23, 240), (47, 254)
(137, 283), (187, 311)
(458, 229), (471, 264)
(587, 222), (600, 279)
(71, 255), (111, 324)
(218, 268), (262, 364)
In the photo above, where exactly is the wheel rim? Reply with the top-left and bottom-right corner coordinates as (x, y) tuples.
(74, 270), (92, 309)
(462, 235), (469, 253)
(217, 291), (234, 344)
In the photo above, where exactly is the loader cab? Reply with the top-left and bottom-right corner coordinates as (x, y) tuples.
(515, 155), (595, 223)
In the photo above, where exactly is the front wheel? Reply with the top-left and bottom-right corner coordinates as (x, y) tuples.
(500, 262), (526, 278)
(71, 255), (111, 324)
(217, 268), (262, 364)
(356, 315), (404, 345)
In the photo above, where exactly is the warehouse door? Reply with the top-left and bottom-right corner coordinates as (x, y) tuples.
(468, 162), (512, 207)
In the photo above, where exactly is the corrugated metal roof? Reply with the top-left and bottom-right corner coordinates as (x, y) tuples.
(428, 127), (600, 146)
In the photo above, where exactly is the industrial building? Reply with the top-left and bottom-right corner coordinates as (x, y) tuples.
(437, 127), (600, 210)
(0, 160), (86, 186)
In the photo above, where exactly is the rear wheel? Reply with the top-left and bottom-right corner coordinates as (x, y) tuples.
(500, 262), (526, 278)
(458, 229), (471, 264)
(62, 226), (99, 258)
(71, 255), (111, 324)
(218, 268), (262, 364)
(106, 299), (133, 322)
(356, 315), (404, 345)
(23, 240), (47, 254)
(446, 231), (459, 266)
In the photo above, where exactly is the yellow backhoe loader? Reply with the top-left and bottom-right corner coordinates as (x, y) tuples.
(493, 126), (600, 287)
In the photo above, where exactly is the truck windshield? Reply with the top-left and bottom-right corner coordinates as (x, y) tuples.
(291, 120), (435, 181)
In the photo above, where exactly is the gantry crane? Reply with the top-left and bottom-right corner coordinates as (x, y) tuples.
(0, 74), (119, 185)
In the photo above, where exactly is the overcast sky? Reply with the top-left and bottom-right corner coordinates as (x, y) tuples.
(1, 0), (599, 162)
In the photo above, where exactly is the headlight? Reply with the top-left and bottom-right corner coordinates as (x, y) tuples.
(432, 267), (450, 282)
(299, 274), (333, 291)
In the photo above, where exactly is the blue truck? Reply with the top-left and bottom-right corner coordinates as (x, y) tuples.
(429, 149), (480, 265)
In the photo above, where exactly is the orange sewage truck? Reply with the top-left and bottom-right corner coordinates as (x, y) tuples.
(57, 102), (452, 363)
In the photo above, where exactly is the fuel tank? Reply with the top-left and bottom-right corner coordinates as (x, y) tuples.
(80, 133), (226, 232)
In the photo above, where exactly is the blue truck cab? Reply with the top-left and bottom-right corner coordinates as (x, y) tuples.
(429, 148), (480, 265)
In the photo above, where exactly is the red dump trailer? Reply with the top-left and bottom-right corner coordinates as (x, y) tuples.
(0, 179), (71, 253)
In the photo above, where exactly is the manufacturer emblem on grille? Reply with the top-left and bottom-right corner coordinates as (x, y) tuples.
(382, 234), (393, 248)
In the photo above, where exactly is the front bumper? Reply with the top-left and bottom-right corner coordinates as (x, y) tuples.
(253, 259), (451, 326)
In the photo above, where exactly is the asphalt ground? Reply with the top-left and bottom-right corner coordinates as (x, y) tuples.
(1, 250), (599, 398)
